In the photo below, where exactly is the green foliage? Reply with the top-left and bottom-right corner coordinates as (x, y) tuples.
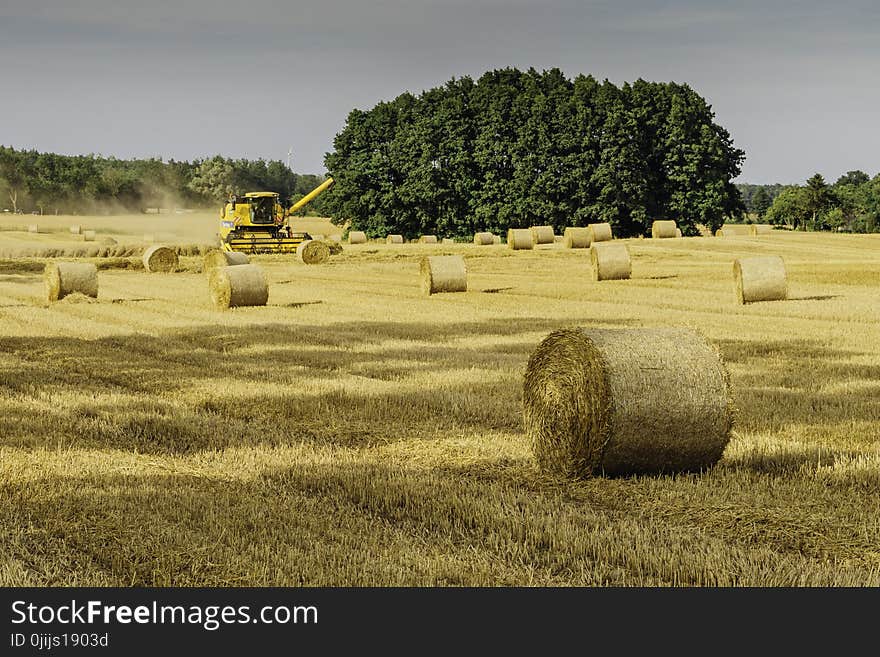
(751, 187), (772, 217)
(324, 68), (746, 239)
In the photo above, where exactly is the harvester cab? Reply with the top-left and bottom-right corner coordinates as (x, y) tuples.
(218, 177), (334, 254)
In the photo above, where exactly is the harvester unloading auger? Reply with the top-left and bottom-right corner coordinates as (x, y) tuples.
(218, 177), (335, 254)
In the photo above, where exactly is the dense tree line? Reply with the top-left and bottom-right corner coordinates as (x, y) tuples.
(761, 171), (880, 232)
(323, 67), (746, 238)
(0, 146), (330, 215)
(737, 183), (785, 216)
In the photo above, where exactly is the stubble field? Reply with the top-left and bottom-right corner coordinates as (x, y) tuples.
(1, 214), (879, 586)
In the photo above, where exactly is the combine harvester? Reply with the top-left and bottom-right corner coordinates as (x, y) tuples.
(218, 177), (334, 254)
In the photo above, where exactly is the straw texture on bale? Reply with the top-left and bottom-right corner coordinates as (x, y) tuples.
(203, 249), (249, 274)
(419, 235), (438, 244)
(492, 235), (501, 244)
(651, 220), (678, 239)
(386, 234), (404, 244)
(750, 224), (773, 236)
(530, 225), (555, 244)
(563, 227), (591, 249)
(82, 230), (96, 242)
(27, 224), (40, 233)
(717, 224), (751, 237)
(44, 262), (98, 302)
(590, 243), (631, 281)
(209, 264), (268, 309)
(588, 222), (613, 242)
(441, 237), (455, 244)
(69, 225), (82, 235)
(420, 255), (467, 295)
(523, 327), (733, 477)
(733, 256), (787, 304)
(507, 228), (534, 250)
(297, 239), (331, 264)
(348, 231), (367, 244)
(142, 245), (179, 273)
(324, 240), (343, 255)
(675, 228), (682, 238)
(473, 232), (495, 245)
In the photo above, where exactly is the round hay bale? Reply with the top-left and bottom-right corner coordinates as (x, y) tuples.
(588, 222), (613, 242)
(386, 234), (404, 244)
(419, 235), (438, 244)
(27, 224), (40, 234)
(297, 239), (331, 264)
(143, 234), (155, 243)
(530, 225), (555, 244)
(474, 232), (494, 245)
(733, 256), (787, 304)
(82, 230), (96, 242)
(675, 228), (682, 238)
(209, 264), (269, 309)
(590, 243), (631, 281)
(142, 245), (179, 273)
(44, 262), (98, 302)
(507, 228), (534, 250)
(203, 249), (249, 275)
(492, 234), (502, 244)
(69, 225), (82, 235)
(324, 240), (343, 255)
(651, 220), (678, 239)
(718, 224), (750, 236)
(750, 224), (773, 236)
(348, 231), (367, 244)
(420, 255), (467, 295)
(563, 227), (591, 249)
(441, 237), (455, 244)
(524, 328), (732, 477)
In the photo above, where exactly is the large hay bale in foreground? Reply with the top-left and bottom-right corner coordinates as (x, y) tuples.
(297, 239), (331, 264)
(142, 245), (179, 273)
(209, 264), (268, 309)
(733, 256), (787, 304)
(651, 220), (678, 239)
(27, 224), (40, 234)
(590, 243), (631, 280)
(588, 222), (613, 243)
(507, 228), (534, 250)
(530, 225), (555, 245)
(419, 235), (438, 244)
(386, 234), (404, 244)
(420, 255), (467, 295)
(69, 225), (82, 235)
(563, 227), (591, 249)
(348, 231), (367, 244)
(203, 249), (249, 274)
(523, 327), (733, 477)
(82, 230), (96, 242)
(44, 262), (98, 302)
(474, 232), (494, 245)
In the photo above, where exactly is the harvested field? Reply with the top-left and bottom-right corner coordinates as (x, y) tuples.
(1, 221), (880, 586)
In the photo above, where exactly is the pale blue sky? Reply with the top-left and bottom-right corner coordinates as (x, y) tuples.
(1, 0), (878, 183)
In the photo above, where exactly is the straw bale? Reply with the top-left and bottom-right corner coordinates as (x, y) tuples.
(297, 239), (331, 264)
(209, 264), (268, 309)
(142, 245), (179, 273)
(651, 220), (678, 239)
(419, 235), (438, 244)
(203, 249), (249, 275)
(523, 327), (732, 477)
(473, 232), (494, 245)
(27, 224), (40, 233)
(44, 262), (98, 302)
(507, 228), (534, 250)
(386, 234), (404, 244)
(590, 243), (631, 280)
(530, 225), (555, 244)
(588, 222), (613, 242)
(420, 255), (467, 295)
(675, 228), (682, 238)
(69, 225), (82, 235)
(733, 256), (787, 304)
(348, 231), (367, 244)
(82, 230), (96, 242)
(563, 227), (591, 249)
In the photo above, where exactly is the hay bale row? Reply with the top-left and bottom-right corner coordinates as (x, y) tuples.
(530, 225), (555, 245)
(386, 234), (404, 244)
(507, 228), (534, 250)
(297, 239), (331, 264)
(589, 222), (613, 243)
(590, 243), (631, 281)
(142, 245), (179, 273)
(348, 231), (367, 244)
(419, 235), (438, 244)
(420, 255), (467, 295)
(473, 232), (494, 245)
(45, 262), (98, 302)
(209, 264), (268, 309)
(523, 327), (732, 477)
(733, 256), (787, 304)
(563, 227), (591, 249)
(651, 220), (678, 239)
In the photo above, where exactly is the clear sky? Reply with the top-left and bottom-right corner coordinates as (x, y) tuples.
(1, 0), (878, 183)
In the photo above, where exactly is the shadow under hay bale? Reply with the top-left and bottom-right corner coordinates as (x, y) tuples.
(297, 239), (331, 264)
(590, 242), (631, 280)
(734, 255), (787, 304)
(142, 245), (179, 273)
(523, 327), (733, 478)
(651, 220), (678, 239)
(209, 264), (269, 309)
(588, 222), (613, 242)
(507, 228), (534, 250)
(203, 249), (249, 275)
(530, 225), (555, 245)
(386, 234), (404, 244)
(473, 232), (494, 245)
(563, 227), (591, 249)
(45, 262), (98, 302)
(420, 255), (467, 295)
(348, 231), (367, 244)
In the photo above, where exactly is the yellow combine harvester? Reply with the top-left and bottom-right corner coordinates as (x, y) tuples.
(218, 177), (334, 254)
